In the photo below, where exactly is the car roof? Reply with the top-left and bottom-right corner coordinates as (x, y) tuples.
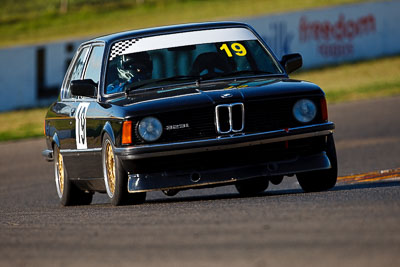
(84, 21), (253, 46)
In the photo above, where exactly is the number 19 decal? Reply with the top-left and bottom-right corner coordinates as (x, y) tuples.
(220, 43), (247, 57)
(75, 102), (90, 149)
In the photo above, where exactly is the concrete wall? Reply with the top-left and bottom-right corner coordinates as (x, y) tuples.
(0, 1), (399, 112)
(0, 40), (82, 111)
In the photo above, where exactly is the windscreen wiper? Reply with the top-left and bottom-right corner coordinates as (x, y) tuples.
(201, 70), (278, 81)
(125, 75), (202, 93)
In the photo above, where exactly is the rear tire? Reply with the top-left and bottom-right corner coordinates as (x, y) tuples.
(102, 133), (146, 206)
(296, 135), (338, 192)
(235, 177), (269, 196)
(54, 145), (93, 206)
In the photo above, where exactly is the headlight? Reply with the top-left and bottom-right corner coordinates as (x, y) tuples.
(138, 117), (163, 142)
(293, 99), (317, 123)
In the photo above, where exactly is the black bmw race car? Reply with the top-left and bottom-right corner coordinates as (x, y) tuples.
(42, 21), (337, 206)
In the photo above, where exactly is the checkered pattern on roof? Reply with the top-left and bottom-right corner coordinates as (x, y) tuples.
(109, 39), (139, 61)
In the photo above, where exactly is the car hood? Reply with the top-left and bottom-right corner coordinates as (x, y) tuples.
(109, 78), (325, 118)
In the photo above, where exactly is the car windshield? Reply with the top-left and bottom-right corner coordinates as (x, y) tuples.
(105, 27), (283, 95)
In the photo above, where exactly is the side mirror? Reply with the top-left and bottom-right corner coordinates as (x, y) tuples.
(71, 79), (97, 97)
(281, 53), (303, 74)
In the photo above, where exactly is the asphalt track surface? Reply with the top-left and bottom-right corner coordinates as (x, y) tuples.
(1, 96), (400, 267)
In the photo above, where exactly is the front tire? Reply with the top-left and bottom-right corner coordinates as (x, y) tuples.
(102, 133), (146, 206)
(296, 135), (338, 192)
(54, 145), (93, 206)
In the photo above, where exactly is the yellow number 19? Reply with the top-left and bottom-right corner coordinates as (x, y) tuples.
(220, 43), (247, 57)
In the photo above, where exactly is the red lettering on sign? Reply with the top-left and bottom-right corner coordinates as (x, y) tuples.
(299, 14), (376, 42)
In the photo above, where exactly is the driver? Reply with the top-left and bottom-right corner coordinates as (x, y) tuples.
(106, 52), (153, 94)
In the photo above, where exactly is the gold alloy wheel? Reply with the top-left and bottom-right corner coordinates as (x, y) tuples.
(57, 150), (64, 195)
(105, 142), (116, 196)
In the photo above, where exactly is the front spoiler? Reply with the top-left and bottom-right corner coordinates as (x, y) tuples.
(128, 151), (331, 193)
(116, 122), (334, 160)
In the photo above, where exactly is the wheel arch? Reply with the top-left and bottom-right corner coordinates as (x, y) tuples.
(101, 121), (116, 145)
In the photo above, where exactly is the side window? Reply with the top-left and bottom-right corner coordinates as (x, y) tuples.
(64, 46), (90, 98)
(84, 46), (104, 85)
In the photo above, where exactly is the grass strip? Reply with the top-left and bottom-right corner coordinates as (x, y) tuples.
(292, 55), (400, 103)
(326, 80), (400, 103)
(0, 108), (47, 141)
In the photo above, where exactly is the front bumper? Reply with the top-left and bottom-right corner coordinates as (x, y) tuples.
(115, 122), (334, 160)
(120, 122), (335, 193)
(42, 149), (53, 162)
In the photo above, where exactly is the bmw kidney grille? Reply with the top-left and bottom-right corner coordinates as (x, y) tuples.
(215, 103), (245, 134)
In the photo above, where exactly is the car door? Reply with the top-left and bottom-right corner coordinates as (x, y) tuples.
(80, 44), (105, 150)
(65, 43), (106, 180)
(51, 45), (91, 150)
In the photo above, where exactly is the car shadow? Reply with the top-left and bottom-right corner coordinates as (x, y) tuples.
(144, 180), (400, 205)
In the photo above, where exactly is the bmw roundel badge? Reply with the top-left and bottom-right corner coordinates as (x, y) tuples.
(221, 93), (233, 99)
